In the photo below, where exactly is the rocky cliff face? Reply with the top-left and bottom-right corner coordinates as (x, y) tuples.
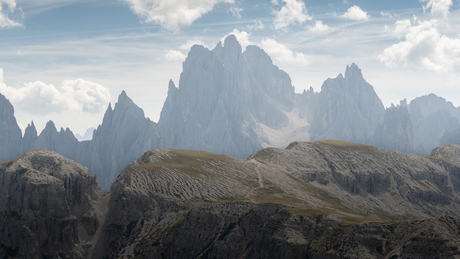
(158, 35), (300, 159)
(309, 64), (385, 144)
(0, 93), (22, 162)
(411, 93), (460, 119)
(94, 141), (460, 258)
(5, 143), (460, 258)
(79, 91), (166, 190)
(371, 105), (414, 153)
(0, 149), (107, 259)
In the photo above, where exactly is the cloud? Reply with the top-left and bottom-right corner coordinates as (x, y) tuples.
(222, 29), (252, 50)
(392, 19), (412, 38)
(341, 5), (369, 21)
(422, 0), (452, 19)
(0, 69), (111, 115)
(273, 0), (312, 30)
(381, 11), (394, 18)
(229, 6), (242, 19)
(164, 49), (186, 61)
(0, 0), (22, 29)
(259, 38), (309, 65)
(307, 20), (331, 33)
(124, 0), (235, 30)
(179, 39), (210, 50)
(379, 19), (460, 75)
(247, 20), (264, 30)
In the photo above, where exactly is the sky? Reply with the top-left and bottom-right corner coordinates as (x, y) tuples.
(1, 0), (460, 136)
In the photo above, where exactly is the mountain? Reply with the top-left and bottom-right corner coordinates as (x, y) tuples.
(78, 91), (166, 190)
(5, 141), (460, 258)
(158, 35), (304, 159)
(411, 93), (460, 119)
(309, 63), (385, 144)
(0, 149), (106, 258)
(3, 35), (460, 189)
(75, 127), (96, 141)
(371, 104), (414, 153)
(0, 93), (22, 161)
(93, 141), (460, 258)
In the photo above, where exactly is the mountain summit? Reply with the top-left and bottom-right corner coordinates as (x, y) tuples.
(159, 34), (299, 158)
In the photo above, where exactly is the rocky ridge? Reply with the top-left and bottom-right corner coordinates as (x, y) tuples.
(0, 149), (108, 258)
(5, 142), (460, 258)
(96, 141), (460, 258)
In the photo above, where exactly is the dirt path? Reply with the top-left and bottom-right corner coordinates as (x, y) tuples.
(244, 161), (264, 203)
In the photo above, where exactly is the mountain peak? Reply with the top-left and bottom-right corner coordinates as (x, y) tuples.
(168, 79), (177, 91)
(345, 63), (363, 79)
(44, 120), (56, 130)
(220, 34), (242, 64)
(116, 91), (136, 108)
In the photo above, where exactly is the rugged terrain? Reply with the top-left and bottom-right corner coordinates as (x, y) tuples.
(0, 149), (108, 258)
(5, 142), (460, 257)
(96, 141), (460, 258)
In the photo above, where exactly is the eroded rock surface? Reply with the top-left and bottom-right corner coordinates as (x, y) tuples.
(0, 149), (108, 259)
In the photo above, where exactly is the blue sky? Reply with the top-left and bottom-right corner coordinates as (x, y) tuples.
(1, 0), (460, 135)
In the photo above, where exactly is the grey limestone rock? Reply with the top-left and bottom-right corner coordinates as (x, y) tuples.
(371, 105), (414, 153)
(309, 63), (385, 144)
(0, 93), (22, 162)
(158, 35), (296, 159)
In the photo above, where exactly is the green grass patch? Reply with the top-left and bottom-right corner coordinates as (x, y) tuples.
(137, 149), (233, 178)
(313, 140), (376, 152)
(248, 148), (275, 160)
(124, 174), (132, 185)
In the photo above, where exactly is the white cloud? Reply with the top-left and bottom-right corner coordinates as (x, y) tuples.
(273, 0), (312, 30)
(393, 19), (412, 38)
(247, 20), (264, 30)
(0, 69), (110, 115)
(229, 6), (242, 19)
(179, 39), (210, 51)
(422, 0), (452, 19)
(222, 29), (252, 50)
(259, 38), (309, 65)
(164, 49), (186, 61)
(0, 0), (22, 29)
(341, 5), (369, 21)
(381, 11), (394, 18)
(379, 19), (460, 75)
(124, 0), (235, 30)
(307, 20), (331, 33)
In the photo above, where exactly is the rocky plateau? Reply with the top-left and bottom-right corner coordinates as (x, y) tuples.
(3, 141), (460, 258)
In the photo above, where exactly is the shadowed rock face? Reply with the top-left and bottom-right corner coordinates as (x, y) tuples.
(0, 149), (107, 259)
(5, 143), (460, 258)
(94, 141), (460, 258)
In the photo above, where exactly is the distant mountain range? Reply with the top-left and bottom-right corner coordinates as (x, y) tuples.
(2, 34), (460, 190)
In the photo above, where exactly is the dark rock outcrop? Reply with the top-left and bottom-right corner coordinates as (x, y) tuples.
(0, 149), (107, 259)
(95, 141), (460, 258)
